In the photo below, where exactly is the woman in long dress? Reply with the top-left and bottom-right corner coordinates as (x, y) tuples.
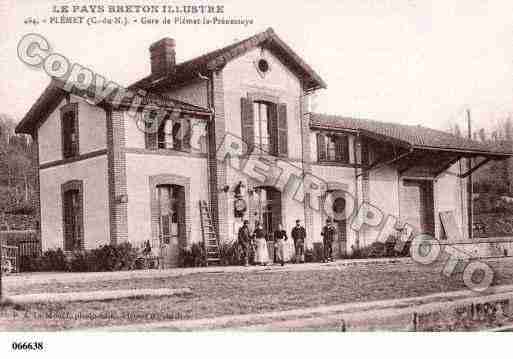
(253, 221), (270, 265)
(285, 232), (295, 262)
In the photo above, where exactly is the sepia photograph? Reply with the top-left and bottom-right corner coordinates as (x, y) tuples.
(1, 0), (513, 357)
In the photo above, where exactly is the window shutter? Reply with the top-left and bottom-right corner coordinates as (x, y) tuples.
(277, 103), (288, 156)
(240, 97), (254, 155)
(317, 133), (326, 161)
(62, 116), (72, 157)
(143, 112), (160, 150)
(335, 135), (349, 163)
(61, 105), (78, 158)
(268, 104), (278, 155)
(181, 118), (191, 152)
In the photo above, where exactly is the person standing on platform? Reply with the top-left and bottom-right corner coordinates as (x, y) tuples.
(291, 219), (306, 263)
(273, 223), (288, 266)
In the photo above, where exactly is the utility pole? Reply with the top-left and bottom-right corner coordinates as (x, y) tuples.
(467, 109), (474, 239)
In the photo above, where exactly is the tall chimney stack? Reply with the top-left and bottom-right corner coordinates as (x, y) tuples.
(149, 38), (176, 78)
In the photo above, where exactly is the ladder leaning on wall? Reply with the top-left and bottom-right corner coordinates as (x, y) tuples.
(199, 200), (221, 265)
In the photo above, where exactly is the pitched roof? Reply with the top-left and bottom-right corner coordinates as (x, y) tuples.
(130, 28), (327, 91)
(16, 78), (211, 134)
(310, 112), (513, 157)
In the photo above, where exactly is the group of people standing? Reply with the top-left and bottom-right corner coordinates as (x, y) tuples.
(237, 218), (337, 266)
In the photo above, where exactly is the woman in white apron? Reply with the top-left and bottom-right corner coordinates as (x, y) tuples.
(253, 221), (270, 265)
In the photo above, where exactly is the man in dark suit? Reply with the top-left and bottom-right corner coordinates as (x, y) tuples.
(291, 219), (306, 263)
(321, 218), (337, 262)
(237, 220), (252, 266)
(273, 223), (288, 266)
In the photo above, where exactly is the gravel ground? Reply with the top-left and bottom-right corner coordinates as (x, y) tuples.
(1, 258), (513, 330)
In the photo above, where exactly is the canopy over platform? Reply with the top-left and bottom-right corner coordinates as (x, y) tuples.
(310, 112), (513, 178)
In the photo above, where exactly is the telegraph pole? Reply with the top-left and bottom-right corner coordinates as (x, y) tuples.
(467, 109), (474, 239)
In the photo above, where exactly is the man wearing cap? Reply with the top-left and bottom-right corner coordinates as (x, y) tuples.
(291, 219), (306, 263)
(321, 218), (337, 262)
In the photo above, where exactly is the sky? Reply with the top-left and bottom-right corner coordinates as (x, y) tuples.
(1, 0), (512, 134)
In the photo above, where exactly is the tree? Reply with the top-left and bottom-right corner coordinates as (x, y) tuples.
(479, 128), (486, 142)
(454, 124), (462, 137)
(505, 117), (513, 141)
(0, 114), (35, 215)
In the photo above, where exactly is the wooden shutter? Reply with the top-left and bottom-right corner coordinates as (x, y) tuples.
(63, 189), (82, 251)
(317, 133), (326, 161)
(63, 191), (74, 251)
(277, 103), (288, 156)
(241, 98), (254, 155)
(270, 188), (282, 234)
(181, 119), (192, 152)
(335, 135), (349, 163)
(268, 104), (278, 155)
(62, 115), (72, 158)
(172, 120), (183, 151)
(176, 186), (187, 247)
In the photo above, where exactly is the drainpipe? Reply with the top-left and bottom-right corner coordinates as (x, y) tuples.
(197, 72), (219, 240)
(300, 86), (315, 249)
(353, 134), (361, 252)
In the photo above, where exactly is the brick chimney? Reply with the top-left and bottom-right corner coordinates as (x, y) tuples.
(149, 38), (176, 78)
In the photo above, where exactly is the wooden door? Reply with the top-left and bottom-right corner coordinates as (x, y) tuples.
(63, 189), (81, 251)
(401, 179), (435, 236)
(157, 185), (183, 267)
(332, 196), (347, 258)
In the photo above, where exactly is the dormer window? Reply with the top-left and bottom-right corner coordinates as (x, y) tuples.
(61, 103), (79, 159)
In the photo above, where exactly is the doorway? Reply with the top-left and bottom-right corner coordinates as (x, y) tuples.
(401, 179), (435, 236)
(255, 186), (282, 239)
(325, 191), (347, 258)
(63, 188), (83, 251)
(157, 184), (185, 267)
(62, 180), (83, 252)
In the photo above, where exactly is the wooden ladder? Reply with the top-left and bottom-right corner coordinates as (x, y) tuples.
(199, 200), (220, 265)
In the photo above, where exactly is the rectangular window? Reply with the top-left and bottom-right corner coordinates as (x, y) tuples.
(61, 104), (79, 159)
(318, 133), (350, 164)
(326, 135), (337, 161)
(156, 118), (192, 152)
(253, 102), (271, 153)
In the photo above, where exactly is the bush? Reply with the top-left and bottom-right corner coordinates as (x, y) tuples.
(350, 235), (411, 259)
(89, 242), (138, 271)
(18, 242), (139, 272)
(218, 241), (241, 266)
(180, 242), (206, 267)
(19, 248), (66, 272)
(66, 251), (91, 272)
